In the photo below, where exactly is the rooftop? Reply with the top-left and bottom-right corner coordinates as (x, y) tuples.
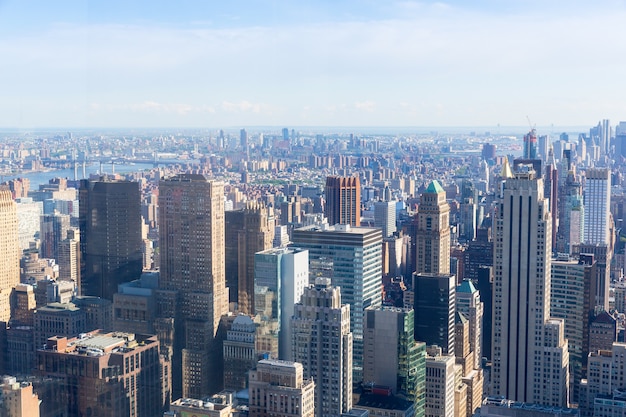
(424, 180), (445, 194)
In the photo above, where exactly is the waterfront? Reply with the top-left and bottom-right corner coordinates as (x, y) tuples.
(2, 162), (156, 189)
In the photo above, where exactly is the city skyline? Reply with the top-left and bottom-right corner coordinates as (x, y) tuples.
(1, 0), (625, 128)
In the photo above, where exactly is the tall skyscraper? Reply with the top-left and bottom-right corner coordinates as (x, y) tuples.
(363, 306), (426, 415)
(292, 278), (352, 417)
(582, 168), (613, 311)
(583, 168), (611, 245)
(39, 211), (70, 261)
(0, 187), (19, 324)
(523, 129), (538, 159)
(415, 181), (450, 275)
(325, 175), (361, 226)
(492, 165), (569, 407)
(456, 280), (483, 369)
(238, 201), (274, 315)
(254, 247), (309, 360)
(291, 224), (382, 382)
(158, 174), (228, 398)
(413, 272), (456, 355)
(79, 179), (142, 300)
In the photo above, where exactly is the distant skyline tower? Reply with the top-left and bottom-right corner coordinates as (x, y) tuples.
(415, 180), (450, 275)
(79, 179), (142, 300)
(0, 186), (19, 324)
(292, 278), (353, 417)
(158, 174), (228, 399)
(582, 167), (613, 311)
(523, 128), (538, 159)
(492, 164), (569, 407)
(325, 175), (361, 226)
(583, 168), (611, 245)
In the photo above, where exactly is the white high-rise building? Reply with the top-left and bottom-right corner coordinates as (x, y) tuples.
(492, 165), (569, 407)
(583, 168), (611, 246)
(374, 200), (396, 238)
(255, 247), (309, 361)
(292, 278), (352, 417)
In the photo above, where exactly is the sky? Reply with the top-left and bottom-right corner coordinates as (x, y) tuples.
(1, 0), (625, 129)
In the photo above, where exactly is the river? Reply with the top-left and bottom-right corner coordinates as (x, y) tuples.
(2, 162), (156, 190)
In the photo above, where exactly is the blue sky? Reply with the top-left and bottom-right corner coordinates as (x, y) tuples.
(1, 0), (625, 128)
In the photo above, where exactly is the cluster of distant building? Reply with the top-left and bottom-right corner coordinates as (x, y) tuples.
(3, 121), (626, 417)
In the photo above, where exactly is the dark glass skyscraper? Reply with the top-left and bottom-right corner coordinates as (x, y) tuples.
(79, 179), (142, 301)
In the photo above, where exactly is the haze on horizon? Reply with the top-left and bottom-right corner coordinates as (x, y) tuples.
(1, 0), (625, 129)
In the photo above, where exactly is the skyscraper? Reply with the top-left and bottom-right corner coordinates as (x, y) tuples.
(582, 168), (613, 311)
(456, 280), (483, 369)
(583, 168), (611, 245)
(413, 272), (456, 355)
(363, 306), (426, 415)
(39, 211), (70, 261)
(254, 247), (309, 360)
(79, 179), (142, 300)
(158, 174), (228, 398)
(238, 201), (274, 315)
(374, 200), (396, 238)
(292, 278), (353, 417)
(291, 224), (382, 382)
(0, 186), (19, 324)
(415, 181), (450, 275)
(325, 175), (361, 226)
(492, 165), (569, 407)
(523, 129), (538, 159)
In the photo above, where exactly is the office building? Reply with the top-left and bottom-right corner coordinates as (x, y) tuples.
(225, 209), (245, 304)
(550, 256), (585, 400)
(455, 312), (484, 416)
(374, 200), (396, 238)
(15, 197), (43, 251)
(223, 314), (259, 391)
(57, 228), (80, 286)
(413, 273), (456, 355)
(33, 302), (86, 348)
(248, 359), (315, 417)
(579, 343), (626, 417)
(325, 175), (361, 226)
(238, 202), (274, 315)
(492, 165), (569, 407)
(291, 224), (382, 382)
(0, 377), (40, 417)
(158, 174), (228, 398)
(168, 396), (234, 417)
(583, 168), (611, 245)
(112, 271), (158, 335)
(40, 212), (70, 262)
(0, 187), (21, 324)
(79, 179), (142, 300)
(363, 307), (425, 413)
(254, 247), (309, 360)
(456, 280), (483, 367)
(523, 129), (538, 159)
(292, 278), (353, 417)
(38, 331), (168, 417)
(425, 349), (456, 417)
(414, 181), (450, 275)
(479, 398), (579, 417)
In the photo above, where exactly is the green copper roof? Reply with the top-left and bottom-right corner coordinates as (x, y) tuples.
(425, 180), (445, 194)
(457, 279), (477, 294)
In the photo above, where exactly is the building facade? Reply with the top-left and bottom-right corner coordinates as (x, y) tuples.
(325, 176), (361, 226)
(158, 174), (228, 398)
(292, 278), (353, 417)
